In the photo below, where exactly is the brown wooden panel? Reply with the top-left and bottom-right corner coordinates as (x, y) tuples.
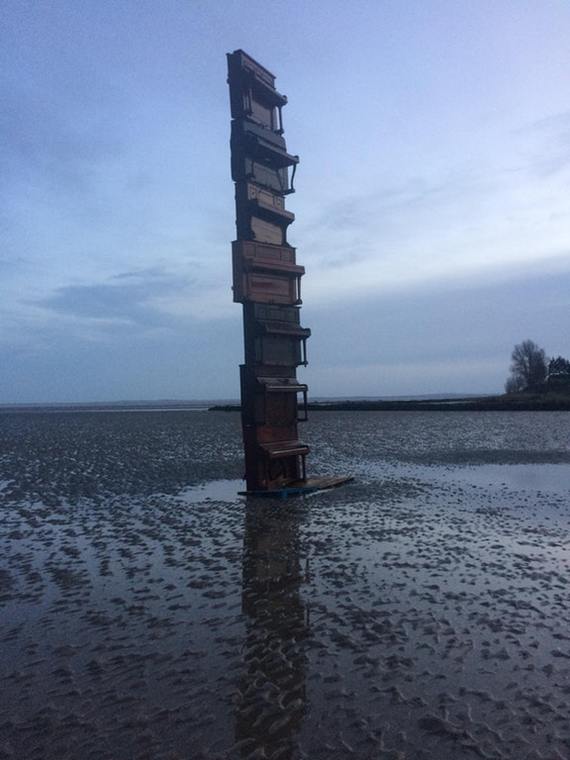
(247, 184), (289, 215)
(255, 334), (302, 366)
(251, 216), (283, 245)
(250, 99), (274, 129)
(254, 303), (298, 323)
(249, 364), (296, 379)
(227, 50), (284, 125)
(262, 392), (297, 427)
(232, 243), (303, 304)
(244, 273), (299, 305)
(256, 427), (299, 444)
(239, 158), (291, 194)
(235, 49), (276, 87)
(234, 268), (299, 305)
(234, 240), (297, 266)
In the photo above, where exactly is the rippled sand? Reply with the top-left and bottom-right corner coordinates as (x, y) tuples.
(1, 410), (570, 759)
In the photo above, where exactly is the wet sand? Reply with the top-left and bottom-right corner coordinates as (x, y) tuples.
(1, 410), (569, 759)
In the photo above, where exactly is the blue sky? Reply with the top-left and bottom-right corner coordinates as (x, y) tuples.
(1, 0), (569, 402)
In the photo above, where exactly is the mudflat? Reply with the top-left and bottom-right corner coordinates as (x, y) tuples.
(1, 410), (569, 759)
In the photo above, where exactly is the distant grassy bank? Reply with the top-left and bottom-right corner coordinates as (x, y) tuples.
(210, 392), (570, 412)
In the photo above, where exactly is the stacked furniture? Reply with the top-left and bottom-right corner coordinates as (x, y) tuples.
(227, 49), (310, 492)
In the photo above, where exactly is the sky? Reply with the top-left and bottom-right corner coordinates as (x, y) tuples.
(1, 0), (569, 402)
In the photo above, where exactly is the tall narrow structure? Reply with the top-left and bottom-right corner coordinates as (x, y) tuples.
(227, 50), (309, 492)
(228, 50), (351, 495)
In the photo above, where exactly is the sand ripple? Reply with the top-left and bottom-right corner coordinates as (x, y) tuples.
(0, 410), (569, 758)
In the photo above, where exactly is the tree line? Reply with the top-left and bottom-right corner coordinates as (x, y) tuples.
(505, 340), (570, 394)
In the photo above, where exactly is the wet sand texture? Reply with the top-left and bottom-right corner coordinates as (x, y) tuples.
(1, 410), (570, 758)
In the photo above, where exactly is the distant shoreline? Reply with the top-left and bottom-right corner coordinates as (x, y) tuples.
(0, 403), (210, 414)
(210, 394), (570, 412)
(2, 393), (569, 414)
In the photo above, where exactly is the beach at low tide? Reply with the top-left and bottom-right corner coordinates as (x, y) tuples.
(1, 409), (569, 759)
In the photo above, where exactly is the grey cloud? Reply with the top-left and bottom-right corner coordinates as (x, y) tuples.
(326, 252), (367, 269)
(304, 170), (490, 238)
(0, 314), (243, 404)
(0, 85), (124, 194)
(519, 110), (570, 135)
(305, 264), (570, 373)
(516, 110), (570, 178)
(0, 255), (26, 269)
(532, 147), (570, 178)
(3, 266), (568, 402)
(38, 268), (189, 327)
(110, 267), (179, 282)
(309, 112), (570, 242)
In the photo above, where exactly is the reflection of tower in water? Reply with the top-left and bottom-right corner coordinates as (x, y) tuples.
(235, 503), (308, 758)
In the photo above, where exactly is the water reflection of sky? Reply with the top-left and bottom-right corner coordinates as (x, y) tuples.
(172, 462), (570, 508)
(359, 462), (570, 493)
(175, 478), (245, 505)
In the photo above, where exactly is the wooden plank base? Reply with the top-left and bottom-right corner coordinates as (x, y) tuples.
(239, 475), (353, 498)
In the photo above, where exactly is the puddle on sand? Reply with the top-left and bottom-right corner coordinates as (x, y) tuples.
(364, 462), (570, 493)
(174, 478), (343, 503)
(450, 462), (570, 491)
(176, 478), (245, 504)
(175, 466), (570, 505)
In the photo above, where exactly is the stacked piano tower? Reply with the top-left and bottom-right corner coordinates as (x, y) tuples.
(227, 50), (310, 493)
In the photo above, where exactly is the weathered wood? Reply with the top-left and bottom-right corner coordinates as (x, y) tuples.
(228, 49), (351, 494)
(239, 476), (354, 498)
(228, 49), (309, 492)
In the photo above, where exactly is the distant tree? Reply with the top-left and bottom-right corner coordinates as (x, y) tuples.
(547, 356), (570, 390)
(504, 375), (522, 394)
(548, 356), (570, 376)
(505, 340), (548, 393)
